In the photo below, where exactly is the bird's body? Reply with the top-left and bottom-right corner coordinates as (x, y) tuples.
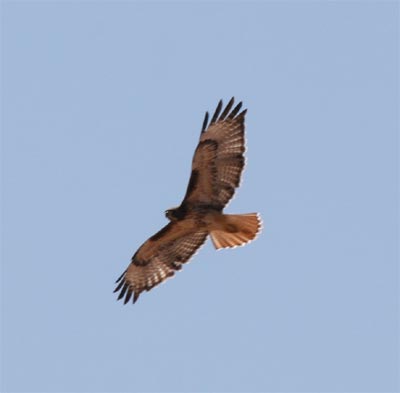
(114, 98), (261, 304)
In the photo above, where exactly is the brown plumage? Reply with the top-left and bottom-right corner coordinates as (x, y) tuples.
(115, 98), (262, 304)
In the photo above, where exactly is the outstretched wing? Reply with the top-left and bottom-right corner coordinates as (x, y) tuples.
(182, 97), (246, 209)
(114, 220), (208, 304)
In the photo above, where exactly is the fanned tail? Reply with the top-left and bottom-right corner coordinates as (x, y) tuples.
(210, 213), (262, 249)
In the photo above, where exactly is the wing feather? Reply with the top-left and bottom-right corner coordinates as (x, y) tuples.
(210, 99), (223, 125)
(183, 98), (247, 208)
(114, 220), (208, 304)
(219, 97), (235, 120)
(201, 111), (209, 134)
(228, 102), (243, 119)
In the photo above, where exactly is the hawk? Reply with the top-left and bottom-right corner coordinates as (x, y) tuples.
(114, 98), (262, 304)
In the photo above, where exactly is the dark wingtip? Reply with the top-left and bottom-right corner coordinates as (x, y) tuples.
(124, 288), (133, 304)
(115, 269), (127, 284)
(201, 111), (209, 134)
(239, 108), (247, 118)
(228, 101), (243, 119)
(201, 97), (245, 133)
(133, 292), (140, 304)
(117, 283), (128, 300)
(210, 99), (223, 125)
(220, 97), (235, 120)
(113, 279), (124, 293)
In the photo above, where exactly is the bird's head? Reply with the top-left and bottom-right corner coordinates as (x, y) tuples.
(165, 205), (186, 221)
(165, 207), (179, 221)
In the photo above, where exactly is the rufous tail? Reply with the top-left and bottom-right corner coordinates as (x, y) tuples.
(210, 213), (262, 250)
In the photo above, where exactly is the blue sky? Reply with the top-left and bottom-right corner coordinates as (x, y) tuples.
(1, 1), (398, 392)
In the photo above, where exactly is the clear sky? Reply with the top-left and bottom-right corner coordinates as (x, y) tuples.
(1, 1), (398, 392)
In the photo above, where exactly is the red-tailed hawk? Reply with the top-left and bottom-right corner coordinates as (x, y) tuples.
(114, 98), (262, 304)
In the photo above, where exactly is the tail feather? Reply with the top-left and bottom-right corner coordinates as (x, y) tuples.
(210, 213), (262, 250)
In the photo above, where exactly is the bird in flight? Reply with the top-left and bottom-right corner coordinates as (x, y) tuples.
(114, 98), (262, 304)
